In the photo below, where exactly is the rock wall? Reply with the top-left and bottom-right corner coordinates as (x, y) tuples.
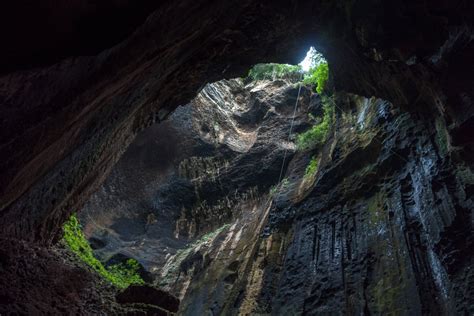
(78, 77), (313, 287)
(168, 91), (473, 315)
(260, 94), (474, 315)
(80, 78), (473, 315)
(1, 0), (472, 245)
(0, 0), (473, 314)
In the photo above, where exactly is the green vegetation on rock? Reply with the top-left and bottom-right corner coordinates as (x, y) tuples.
(296, 95), (334, 150)
(63, 214), (144, 288)
(269, 178), (291, 197)
(302, 62), (329, 94)
(304, 156), (319, 178)
(247, 63), (302, 81)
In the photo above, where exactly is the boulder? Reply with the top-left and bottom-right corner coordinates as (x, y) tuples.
(116, 285), (179, 313)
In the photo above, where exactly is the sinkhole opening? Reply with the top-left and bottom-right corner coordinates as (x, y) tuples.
(63, 46), (332, 307)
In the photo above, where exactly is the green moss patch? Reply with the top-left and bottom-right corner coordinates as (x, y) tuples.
(247, 63), (302, 81)
(296, 95), (334, 150)
(304, 156), (319, 179)
(63, 214), (144, 289)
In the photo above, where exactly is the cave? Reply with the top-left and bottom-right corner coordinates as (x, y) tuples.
(0, 1), (473, 315)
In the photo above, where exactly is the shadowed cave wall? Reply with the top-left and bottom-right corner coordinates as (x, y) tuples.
(0, 0), (473, 314)
(79, 76), (474, 315)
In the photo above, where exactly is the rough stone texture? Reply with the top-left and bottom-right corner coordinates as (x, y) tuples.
(78, 78), (313, 291)
(0, 0), (313, 244)
(80, 78), (473, 315)
(260, 93), (474, 315)
(0, 0), (473, 314)
(116, 285), (180, 313)
(0, 238), (126, 315)
(0, 237), (179, 314)
(176, 92), (473, 315)
(1, 0), (472, 245)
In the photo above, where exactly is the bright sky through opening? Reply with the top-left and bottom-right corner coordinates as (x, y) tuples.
(299, 47), (327, 72)
(299, 47), (317, 72)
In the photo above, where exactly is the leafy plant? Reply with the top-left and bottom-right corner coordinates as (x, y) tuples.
(247, 63), (302, 81)
(304, 156), (319, 178)
(296, 95), (334, 150)
(303, 62), (329, 94)
(63, 214), (144, 288)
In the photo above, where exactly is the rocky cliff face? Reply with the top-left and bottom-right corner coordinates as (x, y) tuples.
(79, 77), (473, 315)
(260, 93), (473, 315)
(0, 0), (473, 314)
(78, 77), (313, 293)
(1, 0), (472, 246)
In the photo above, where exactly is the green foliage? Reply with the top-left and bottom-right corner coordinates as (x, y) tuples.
(269, 178), (291, 197)
(296, 95), (334, 151)
(281, 178), (290, 188)
(63, 214), (144, 289)
(248, 63), (302, 81)
(304, 156), (319, 178)
(303, 62), (329, 94)
(106, 259), (145, 287)
(269, 185), (278, 196)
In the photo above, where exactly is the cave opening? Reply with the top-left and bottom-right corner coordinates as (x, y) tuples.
(67, 46), (332, 308)
(1, 2), (473, 315)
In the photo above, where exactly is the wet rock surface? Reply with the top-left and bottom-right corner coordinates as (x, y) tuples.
(262, 94), (474, 315)
(0, 1), (472, 315)
(80, 78), (473, 315)
(163, 90), (473, 315)
(78, 78), (313, 292)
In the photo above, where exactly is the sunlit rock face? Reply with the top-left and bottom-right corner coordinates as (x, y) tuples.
(78, 77), (314, 291)
(1, 0), (472, 245)
(0, 0), (473, 314)
(261, 94), (474, 315)
(79, 77), (474, 315)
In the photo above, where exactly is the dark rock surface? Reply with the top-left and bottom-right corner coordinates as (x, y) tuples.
(116, 285), (180, 313)
(0, 0), (472, 315)
(80, 78), (473, 315)
(0, 238), (125, 314)
(168, 90), (473, 316)
(78, 78), (313, 292)
(260, 93), (474, 315)
(1, 0), (472, 245)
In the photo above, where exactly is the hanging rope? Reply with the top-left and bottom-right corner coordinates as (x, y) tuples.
(276, 80), (411, 188)
(277, 72), (304, 186)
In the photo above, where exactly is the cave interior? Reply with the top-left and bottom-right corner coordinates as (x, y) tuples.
(0, 1), (473, 315)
